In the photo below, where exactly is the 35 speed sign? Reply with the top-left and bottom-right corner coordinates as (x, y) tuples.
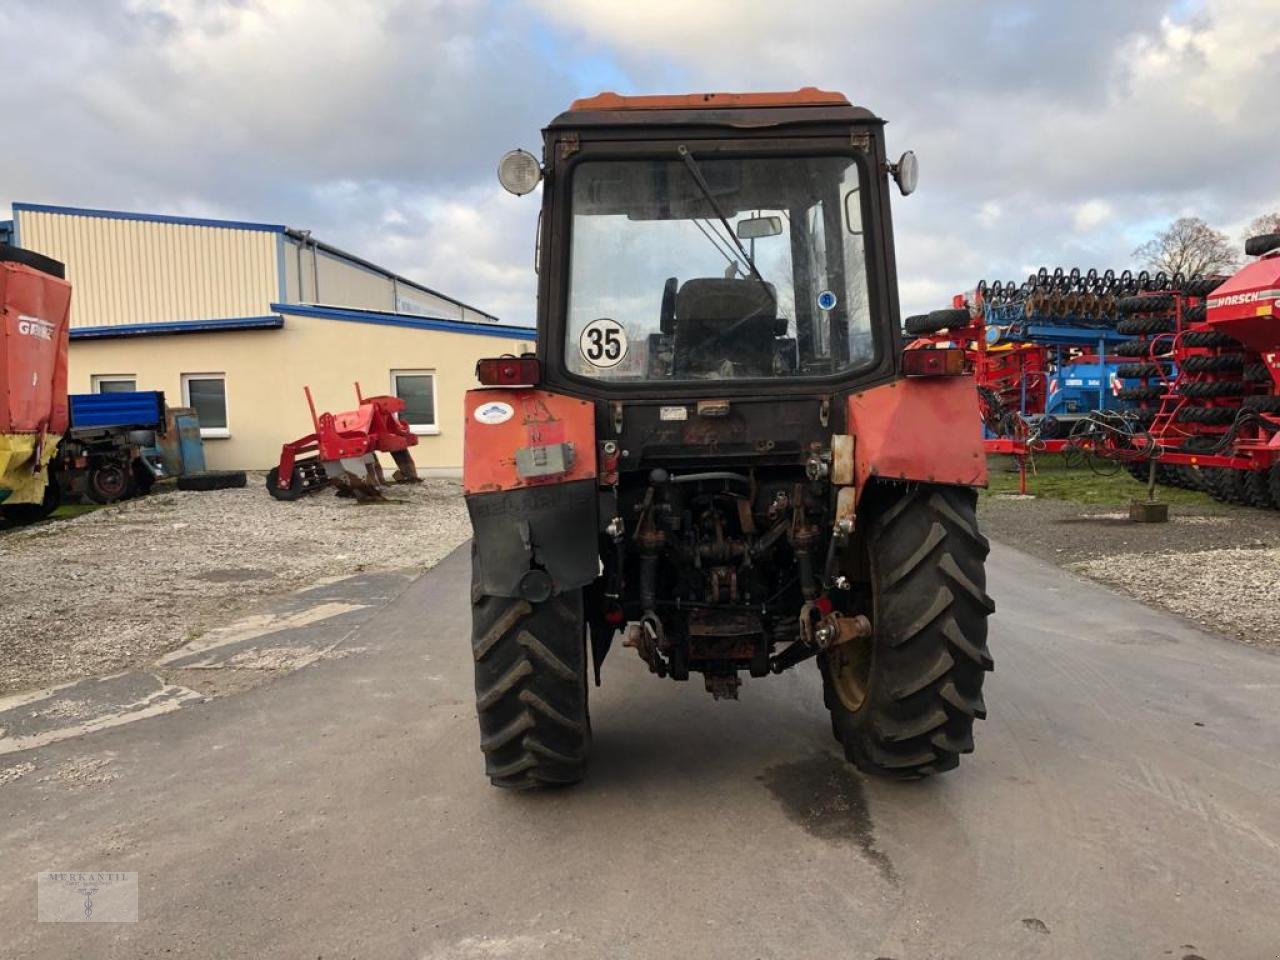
(579, 318), (628, 368)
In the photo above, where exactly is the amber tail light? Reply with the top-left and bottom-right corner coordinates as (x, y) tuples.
(476, 357), (540, 386)
(902, 347), (966, 377)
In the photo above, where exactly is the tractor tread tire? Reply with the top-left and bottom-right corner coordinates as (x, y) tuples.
(822, 485), (993, 780)
(1114, 338), (1156, 358)
(1269, 464), (1280, 508)
(1115, 362), (1171, 379)
(177, 470), (248, 492)
(1116, 315), (1174, 335)
(1206, 467), (1248, 505)
(1244, 363), (1270, 381)
(905, 308), (970, 335)
(1243, 395), (1280, 413)
(1180, 380), (1248, 399)
(1241, 469), (1273, 509)
(1116, 386), (1163, 402)
(1182, 329), (1240, 348)
(1176, 406), (1237, 425)
(1182, 354), (1244, 373)
(1117, 294), (1174, 314)
(472, 579), (589, 789)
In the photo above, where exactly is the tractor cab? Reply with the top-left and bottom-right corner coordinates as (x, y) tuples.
(509, 89), (916, 398)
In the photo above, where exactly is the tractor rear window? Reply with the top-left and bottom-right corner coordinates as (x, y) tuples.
(565, 154), (874, 381)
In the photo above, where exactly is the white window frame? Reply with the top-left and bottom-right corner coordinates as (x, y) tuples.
(181, 372), (230, 439)
(390, 369), (439, 436)
(91, 374), (137, 394)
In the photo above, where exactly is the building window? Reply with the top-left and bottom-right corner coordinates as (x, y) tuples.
(391, 370), (438, 435)
(182, 373), (229, 438)
(91, 375), (137, 394)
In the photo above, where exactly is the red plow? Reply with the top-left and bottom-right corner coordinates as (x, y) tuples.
(266, 383), (420, 501)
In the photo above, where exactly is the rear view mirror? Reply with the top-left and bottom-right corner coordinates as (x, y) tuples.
(736, 216), (782, 240)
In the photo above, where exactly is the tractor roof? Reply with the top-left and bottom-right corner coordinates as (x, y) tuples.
(569, 88), (850, 111)
(549, 88), (879, 130)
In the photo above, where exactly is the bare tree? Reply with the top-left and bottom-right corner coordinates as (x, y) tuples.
(1133, 217), (1238, 277)
(1243, 212), (1280, 247)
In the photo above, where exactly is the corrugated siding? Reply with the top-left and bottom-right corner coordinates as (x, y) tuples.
(313, 250), (396, 313)
(16, 211), (278, 329)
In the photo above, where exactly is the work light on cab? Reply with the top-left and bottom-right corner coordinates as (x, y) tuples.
(497, 149), (542, 196)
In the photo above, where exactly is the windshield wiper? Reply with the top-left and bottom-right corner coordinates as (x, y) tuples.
(676, 145), (777, 311)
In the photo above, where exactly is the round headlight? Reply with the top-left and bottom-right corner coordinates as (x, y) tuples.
(498, 149), (542, 196)
(894, 150), (919, 197)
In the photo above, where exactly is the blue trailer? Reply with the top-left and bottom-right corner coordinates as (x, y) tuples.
(56, 391), (169, 503)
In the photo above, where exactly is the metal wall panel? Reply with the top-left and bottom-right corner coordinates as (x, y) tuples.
(15, 210), (279, 329)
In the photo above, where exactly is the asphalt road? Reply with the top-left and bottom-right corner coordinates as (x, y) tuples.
(3, 541), (1280, 959)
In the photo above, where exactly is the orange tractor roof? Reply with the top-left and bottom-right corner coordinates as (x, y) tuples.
(569, 88), (850, 112)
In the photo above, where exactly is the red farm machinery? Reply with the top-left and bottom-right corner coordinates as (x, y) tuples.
(1088, 233), (1280, 505)
(904, 238), (1280, 504)
(266, 384), (421, 500)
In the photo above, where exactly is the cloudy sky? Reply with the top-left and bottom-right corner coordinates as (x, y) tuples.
(2, 0), (1278, 324)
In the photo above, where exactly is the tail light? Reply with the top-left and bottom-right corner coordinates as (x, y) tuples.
(902, 347), (966, 377)
(476, 356), (540, 386)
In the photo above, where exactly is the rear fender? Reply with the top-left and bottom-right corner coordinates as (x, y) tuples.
(847, 376), (987, 495)
(464, 389), (600, 599)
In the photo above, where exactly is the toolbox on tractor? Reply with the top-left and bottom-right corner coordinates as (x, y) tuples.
(267, 383), (420, 500)
(460, 89), (995, 791)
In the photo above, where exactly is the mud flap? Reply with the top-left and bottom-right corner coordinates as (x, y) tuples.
(467, 478), (599, 598)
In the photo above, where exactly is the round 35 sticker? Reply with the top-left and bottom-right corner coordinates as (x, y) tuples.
(579, 318), (628, 368)
(473, 401), (514, 425)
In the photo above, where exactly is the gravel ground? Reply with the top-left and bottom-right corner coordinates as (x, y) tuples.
(0, 478), (470, 696)
(980, 495), (1280, 649)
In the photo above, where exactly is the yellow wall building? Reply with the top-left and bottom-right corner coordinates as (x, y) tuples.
(9, 203), (533, 474)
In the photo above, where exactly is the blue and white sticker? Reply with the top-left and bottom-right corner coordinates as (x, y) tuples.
(817, 290), (838, 311)
(474, 401), (514, 425)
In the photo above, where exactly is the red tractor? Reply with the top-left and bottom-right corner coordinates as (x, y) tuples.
(461, 90), (994, 789)
(267, 384), (420, 500)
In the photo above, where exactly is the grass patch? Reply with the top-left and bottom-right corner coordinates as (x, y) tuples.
(51, 503), (103, 520)
(982, 454), (1221, 507)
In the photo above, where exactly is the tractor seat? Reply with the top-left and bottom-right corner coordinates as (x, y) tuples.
(673, 278), (785, 376)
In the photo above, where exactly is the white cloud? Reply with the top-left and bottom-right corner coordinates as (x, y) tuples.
(1072, 200), (1113, 232)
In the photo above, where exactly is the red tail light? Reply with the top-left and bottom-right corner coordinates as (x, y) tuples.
(902, 347), (966, 377)
(476, 356), (540, 386)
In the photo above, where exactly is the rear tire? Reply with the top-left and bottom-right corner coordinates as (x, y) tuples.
(821, 485), (994, 779)
(471, 565), (590, 789)
(86, 461), (135, 504)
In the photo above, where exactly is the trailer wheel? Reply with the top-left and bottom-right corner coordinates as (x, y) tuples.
(265, 466), (308, 501)
(471, 556), (590, 789)
(821, 484), (994, 780)
(177, 470), (248, 492)
(86, 462), (135, 504)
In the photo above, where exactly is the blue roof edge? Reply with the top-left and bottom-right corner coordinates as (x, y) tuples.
(70, 316), (284, 340)
(14, 202), (286, 234)
(271, 302), (536, 339)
